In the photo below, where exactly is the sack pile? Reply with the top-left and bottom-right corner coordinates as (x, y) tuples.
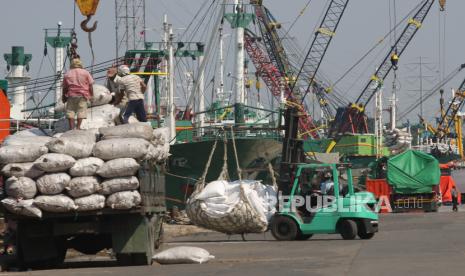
(384, 128), (413, 155)
(186, 180), (277, 234)
(55, 84), (120, 132)
(0, 123), (171, 218)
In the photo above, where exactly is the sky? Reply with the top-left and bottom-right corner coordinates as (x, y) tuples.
(1, 0), (464, 124)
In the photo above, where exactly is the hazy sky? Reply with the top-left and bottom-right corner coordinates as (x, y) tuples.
(1, 0), (464, 123)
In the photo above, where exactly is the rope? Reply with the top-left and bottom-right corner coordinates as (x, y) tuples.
(164, 172), (198, 182)
(268, 163), (277, 190)
(230, 127), (242, 182)
(193, 138), (219, 194)
(218, 132), (230, 181)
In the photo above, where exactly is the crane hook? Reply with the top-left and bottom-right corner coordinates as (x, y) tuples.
(81, 15), (98, 33)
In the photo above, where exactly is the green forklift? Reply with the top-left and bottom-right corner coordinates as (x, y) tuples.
(270, 107), (379, 241)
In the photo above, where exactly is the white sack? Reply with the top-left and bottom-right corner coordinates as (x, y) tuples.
(156, 144), (170, 162)
(1, 162), (44, 178)
(100, 176), (139, 195)
(99, 123), (154, 140)
(36, 173), (71, 195)
(93, 138), (151, 160)
(186, 180), (277, 234)
(106, 190), (141, 209)
(54, 104), (120, 132)
(74, 194), (106, 211)
(1, 198), (42, 218)
(61, 129), (99, 140)
(152, 246), (215, 264)
(3, 136), (52, 147)
(152, 127), (169, 146)
(0, 145), (48, 164)
(97, 158), (140, 178)
(34, 195), (77, 212)
(47, 136), (95, 159)
(34, 153), (76, 172)
(5, 176), (37, 199)
(144, 144), (159, 161)
(67, 176), (101, 198)
(90, 84), (112, 107)
(69, 157), (104, 176)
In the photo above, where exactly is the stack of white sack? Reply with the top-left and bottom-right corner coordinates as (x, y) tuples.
(54, 84), (120, 132)
(0, 124), (171, 218)
(384, 128), (413, 154)
(186, 180), (277, 234)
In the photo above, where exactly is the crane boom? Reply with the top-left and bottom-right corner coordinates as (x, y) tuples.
(293, 0), (350, 116)
(436, 78), (465, 139)
(356, 0), (434, 106)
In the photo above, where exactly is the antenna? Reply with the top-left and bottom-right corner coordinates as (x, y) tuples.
(115, 0), (146, 59)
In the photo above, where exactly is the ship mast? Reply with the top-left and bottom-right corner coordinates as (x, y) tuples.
(225, 0), (254, 124)
(3, 46), (32, 120)
(167, 23), (176, 144)
(217, 23), (225, 107)
(45, 22), (72, 116)
(233, 0), (245, 106)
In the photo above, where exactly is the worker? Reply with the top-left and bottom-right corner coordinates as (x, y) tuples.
(112, 65), (147, 123)
(320, 171), (334, 195)
(451, 186), (458, 212)
(106, 67), (128, 123)
(390, 51), (399, 71)
(62, 58), (94, 130)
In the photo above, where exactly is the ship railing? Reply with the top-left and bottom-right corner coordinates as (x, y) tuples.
(174, 125), (282, 144)
(0, 118), (57, 133)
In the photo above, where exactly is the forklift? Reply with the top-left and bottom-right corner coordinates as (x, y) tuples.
(270, 107), (379, 241)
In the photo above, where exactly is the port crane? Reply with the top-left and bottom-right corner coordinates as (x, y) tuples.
(329, 0), (435, 136)
(426, 78), (465, 159)
(246, 0), (350, 138)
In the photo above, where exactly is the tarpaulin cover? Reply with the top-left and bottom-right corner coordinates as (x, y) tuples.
(387, 150), (440, 194)
(440, 175), (461, 204)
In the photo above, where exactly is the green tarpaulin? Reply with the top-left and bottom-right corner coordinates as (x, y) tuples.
(387, 150), (440, 194)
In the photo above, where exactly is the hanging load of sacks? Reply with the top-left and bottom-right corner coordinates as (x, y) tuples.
(0, 123), (170, 218)
(186, 179), (277, 234)
(185, 137), (277, 235)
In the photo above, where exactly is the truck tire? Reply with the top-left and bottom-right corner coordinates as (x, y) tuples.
(339, 219), (357, 240)
(270, 216), (298, 241)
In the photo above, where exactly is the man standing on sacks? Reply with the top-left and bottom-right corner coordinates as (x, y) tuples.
(62, 58), (94, 130)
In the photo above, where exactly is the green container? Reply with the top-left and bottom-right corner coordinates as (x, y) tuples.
(304, 135), (389, 156)
(175, 120), (193, 143)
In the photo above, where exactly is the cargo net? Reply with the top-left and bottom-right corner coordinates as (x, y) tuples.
(186, 128), (274, 235)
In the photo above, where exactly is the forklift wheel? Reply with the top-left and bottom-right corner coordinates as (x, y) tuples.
(338, 219), (357, 240)
(270, 216), (298, 241)
(358, 232), (375, 240)
(296, 233), (313, 240)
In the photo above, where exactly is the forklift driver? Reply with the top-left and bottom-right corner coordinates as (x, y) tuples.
(320, 171), (334, 195)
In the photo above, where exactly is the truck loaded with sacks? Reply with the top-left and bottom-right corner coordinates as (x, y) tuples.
(0, 123), (169, 269)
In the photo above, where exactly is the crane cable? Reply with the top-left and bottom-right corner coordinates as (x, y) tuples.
(331, 0), (423, 90)
(397, 63), (465, 120)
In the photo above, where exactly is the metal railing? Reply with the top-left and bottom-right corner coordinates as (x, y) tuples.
(0, 118), (58, 133)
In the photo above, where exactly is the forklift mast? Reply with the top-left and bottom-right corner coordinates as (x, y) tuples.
(278, 107), (306, 196)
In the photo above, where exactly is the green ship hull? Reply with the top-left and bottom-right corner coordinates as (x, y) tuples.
(166, 137), (282, 208)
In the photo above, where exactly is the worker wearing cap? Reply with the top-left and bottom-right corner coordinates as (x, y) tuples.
(111, 65), (147, 123)
(62, 58), (94, 130)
